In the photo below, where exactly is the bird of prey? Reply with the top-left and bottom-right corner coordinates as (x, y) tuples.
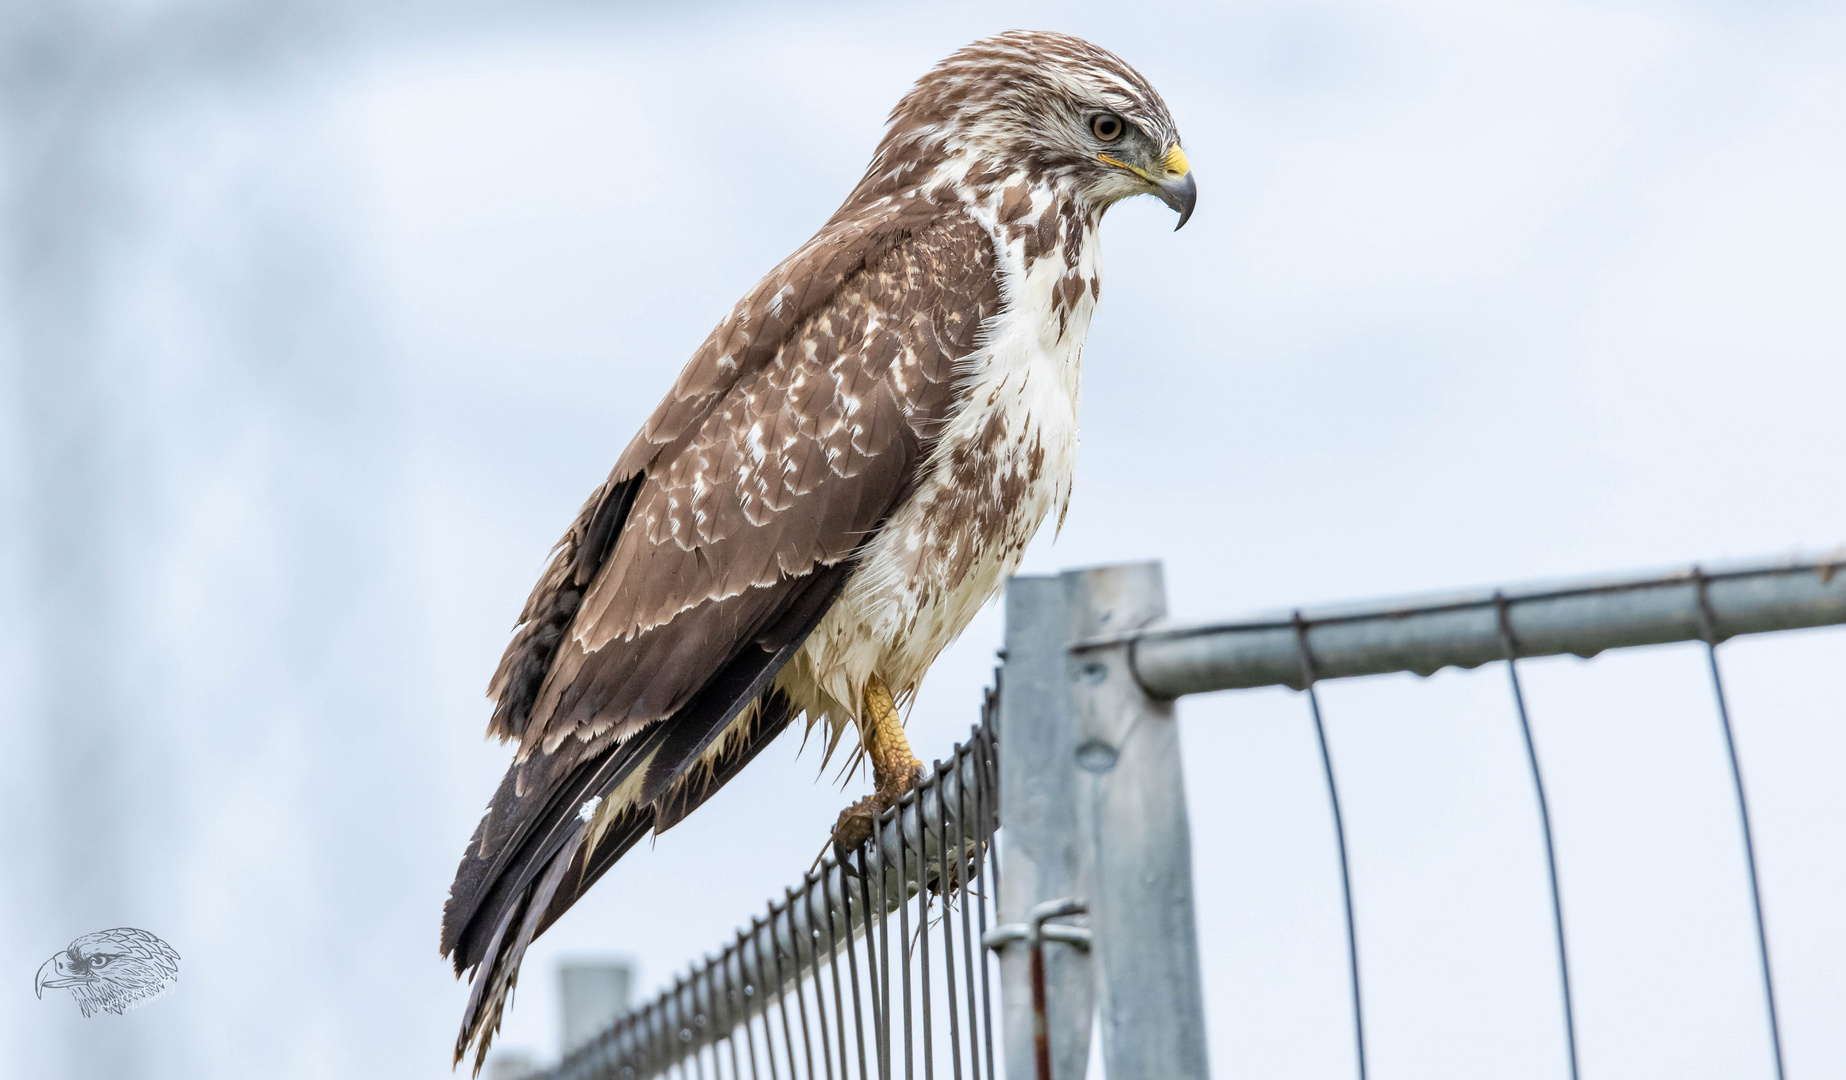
(36, 928), (180, 1017)
(442, 29), (1195, 1068)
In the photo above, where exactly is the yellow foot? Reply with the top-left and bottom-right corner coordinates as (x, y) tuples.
(830, 674), (925, 863)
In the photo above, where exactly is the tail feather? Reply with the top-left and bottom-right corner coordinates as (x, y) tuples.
(442, 747), (599, 967)
(444, 732), (660, 974)
(533, 691), (801, 944)
(447, 692), (803, 1068)
(534, 803), (656, 941)
(455, 835), (585, 1074)
(444, 562), (856, 1065)
(453, 884), (523, 1065)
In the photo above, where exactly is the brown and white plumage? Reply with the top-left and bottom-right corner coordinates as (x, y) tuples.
(442, 30), (1194, 1069)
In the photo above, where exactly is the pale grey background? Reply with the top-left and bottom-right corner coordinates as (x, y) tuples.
(2, 1), (1841, 1078)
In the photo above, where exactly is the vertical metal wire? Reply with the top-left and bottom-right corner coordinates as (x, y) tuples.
(635, 1011), (648, 1080)
(915, 785), (935, 1080)
(979, 696), (1002, 906)
(1294, 612), (1368, 1080)
(668, 994), (683, 1080)
(724, 946), (741, 1080)
(689, 974), (710, 1080)
(815, 872), (845, 1080)
(801, 878), (838, 1080)
(843, 858), (873, 1080)
(637, 1001), (655, 1080)
(1694, 570), (1789, 1080)
(719, 945), (744, 1080)
(769, 903), (800, 1080)
(663, 982), (678, 1080)
(867, 845), (889, 1070)
(897, 798), (916, 1080)
(952, 739), (981, 1080)
(683, 976), (706, 1080)
(668, 978), (686, 1080)
(671, 989), (688, 1080)
(758, 923), (781, 1079)
(821, 863), (855, 1080)
(628, 1002), (646, 1079)
(678, 992), (692, 1080)
(738, 931), (765, 1080)
(647, 1001), (666, 1080)
(650, 999), (665, 1080)
(678, 980), (693, 1080)
(710, 961), (733, 1080)
(784, 889), (819, 1080)
(625, 1004), (641, 1080)
(1494, 593), (1581, 1080)
(973, 714), (999, 1080)
(710, 968), (727, 1080)
(937, 756), (967, 1080)
(872, 810), (894, 1080)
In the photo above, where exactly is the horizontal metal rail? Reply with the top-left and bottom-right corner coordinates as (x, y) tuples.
(1101, 554), (1846, 697)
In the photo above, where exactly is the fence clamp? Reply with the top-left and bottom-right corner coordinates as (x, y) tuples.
(982, 897), (1092, 953)
(984, 899), (1091, 1080)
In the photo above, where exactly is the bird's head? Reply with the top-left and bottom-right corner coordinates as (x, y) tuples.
(865, 30), (1195, 228)
(36, 928), (180, 1017)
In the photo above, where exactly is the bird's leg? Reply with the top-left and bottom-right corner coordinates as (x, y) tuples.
(832, 674), (924, 858)
(863, 674), (924, 802)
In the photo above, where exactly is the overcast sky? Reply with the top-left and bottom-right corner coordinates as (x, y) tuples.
(3, 2), (1842, 1078)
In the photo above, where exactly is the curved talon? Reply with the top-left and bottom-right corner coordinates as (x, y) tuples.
(832, 795), (880, 864)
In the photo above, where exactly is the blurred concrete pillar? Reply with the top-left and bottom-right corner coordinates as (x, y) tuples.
(484, 1049), (541, 1080)
(560, 959), (635, 1055)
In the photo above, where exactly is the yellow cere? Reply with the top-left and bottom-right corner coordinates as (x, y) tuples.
(1098, 146), (1191, 182)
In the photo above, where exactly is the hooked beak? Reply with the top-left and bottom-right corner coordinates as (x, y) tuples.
(35, 956), (75, 997)
(1100, 143), (1197, 230)
(1157, 170), (1197, 230)
(1156, 144), (1196, 230)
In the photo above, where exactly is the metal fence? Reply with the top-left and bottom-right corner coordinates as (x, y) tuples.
(535, 552), (1845, 1080)
(1006, 553), (1845, 1080)
(537, 709), (1005, 1080)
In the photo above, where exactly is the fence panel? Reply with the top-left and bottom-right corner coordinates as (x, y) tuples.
(536, 707), (1003, 1080)
(1050, 554), (1843, 1080)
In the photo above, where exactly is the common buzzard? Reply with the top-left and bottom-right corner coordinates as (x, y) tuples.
(442, 30), (1195, 1067)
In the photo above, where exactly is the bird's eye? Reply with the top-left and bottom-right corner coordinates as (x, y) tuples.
(89, 955), (109, 967)
(1089, 113), (1125, 143)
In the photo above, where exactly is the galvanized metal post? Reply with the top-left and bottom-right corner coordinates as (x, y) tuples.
(1063, 563), (1210, 1080)
(998, 576), (1094, 1080)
